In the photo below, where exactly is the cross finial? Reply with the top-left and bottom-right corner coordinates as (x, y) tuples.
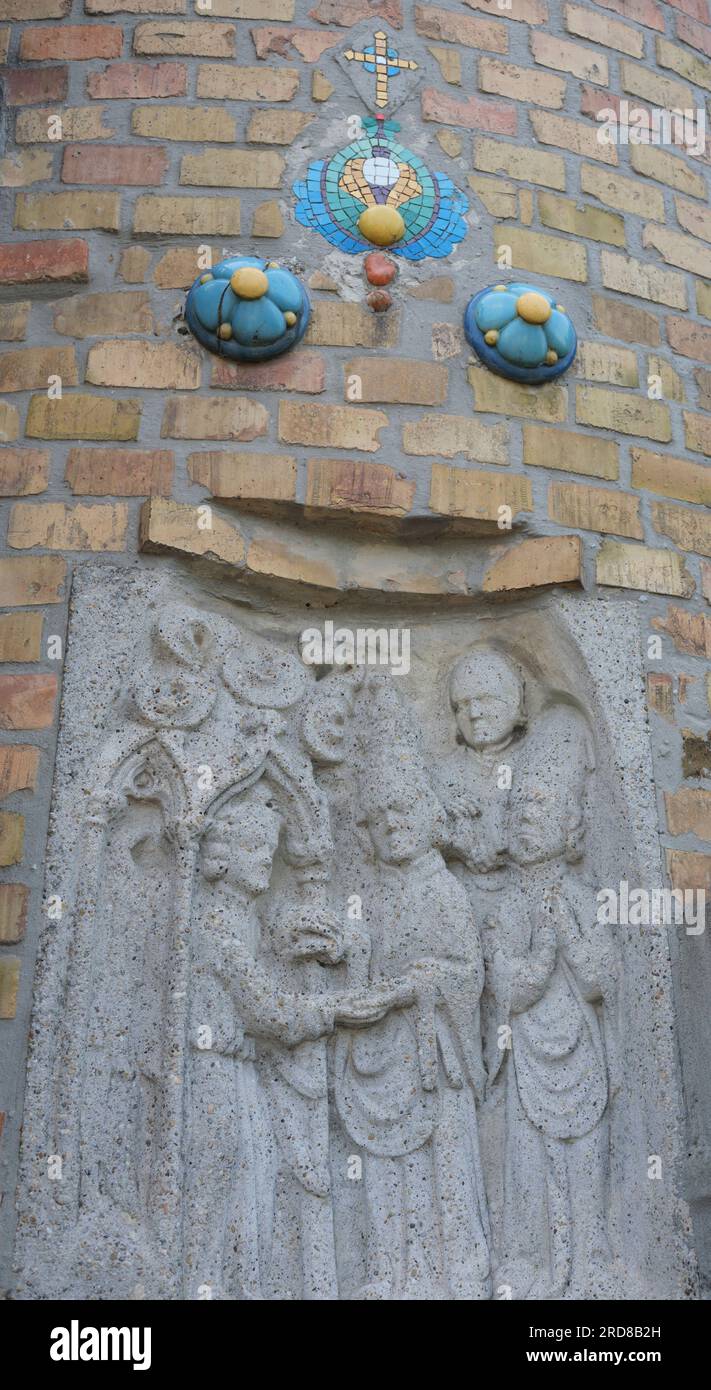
(343, 30), (418, 110)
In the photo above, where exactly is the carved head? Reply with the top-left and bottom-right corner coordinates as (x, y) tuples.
(200, 780), (282, 894)
(508, 707), (593, 868)
(301, 669), (363, 766)
(360, 751), (445, 867)
(449, 647), (526, 752)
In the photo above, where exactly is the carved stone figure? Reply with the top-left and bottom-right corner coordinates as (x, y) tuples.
(334, 745), (491, 1300)
(484, 707), (620, 1299)
(12, 570), (694, 1302)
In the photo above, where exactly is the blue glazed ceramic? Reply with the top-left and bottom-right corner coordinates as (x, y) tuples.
(464, 283), (577, 384)
(185, 256), (310, 362)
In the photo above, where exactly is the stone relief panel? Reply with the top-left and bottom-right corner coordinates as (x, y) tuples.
(13, 566), (695, 1301)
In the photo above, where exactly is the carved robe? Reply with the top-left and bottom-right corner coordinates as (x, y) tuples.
(334, 848), (491, 1300)
(485, 871), (619, 1299)
(185, 888), (337, 1300)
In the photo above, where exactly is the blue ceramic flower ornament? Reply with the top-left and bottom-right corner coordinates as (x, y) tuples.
(185, 256), (310, 361)
(464, 283), (577, 383)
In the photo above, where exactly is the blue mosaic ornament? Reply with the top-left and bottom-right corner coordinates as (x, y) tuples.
(464, 283), (577, 383)
(184, 256), (310, 361)
(293, 115), (468, 261)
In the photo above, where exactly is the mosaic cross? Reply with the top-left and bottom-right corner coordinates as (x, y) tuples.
(343, 30), (418, 110)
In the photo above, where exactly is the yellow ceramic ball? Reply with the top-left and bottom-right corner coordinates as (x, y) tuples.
(218, 323), (233, 340)
(199, 273), (213, 284)
(516, 291), (552, 325)
(284, 311), (297, 327)
(484, 329), (499, 345)
(230, 266), (269, 299)
(545, 349), (558, 365)
(357, 205), (405, 247)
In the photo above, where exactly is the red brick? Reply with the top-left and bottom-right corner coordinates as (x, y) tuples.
(61, 144), (168, 186)
(310, 0), (402, 23)
(592, 0), (664, 29)
(65, 447), (173, 495)
(667, 316), (711, 364)
(676, 13), (711, 56)
(421, 86), (516, 135)
(0, 674), (57, 731)
(86, 60), (186, 99)
(1, 66), (68, 106)
(251, 27), (341, 61)
(669, 0), (709, 20)
(0, 239), (88, 285)
(19, 24), (122, 62)
(211, 351), (325, 394)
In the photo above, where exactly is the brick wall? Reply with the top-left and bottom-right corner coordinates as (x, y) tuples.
(1, 0), (711, 1290)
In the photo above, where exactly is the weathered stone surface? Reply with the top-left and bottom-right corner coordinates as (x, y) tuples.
(8, 562), (693, 1307)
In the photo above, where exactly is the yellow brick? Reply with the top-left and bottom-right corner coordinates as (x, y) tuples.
(161, 396), (268, 440)
(14, 192), (120, 232)
(665, 789), (711, 840)
(697, 281), (711, 319)
(0, 346), (77, 393)
(631, 448), (711, 506)
(0, 611), (43, 661)
(642, 224), (711, 279)
(132, 107), (236, 142)
(620, 58), (694, 110)
(676, 198), (711, 244)
(0, 150), (54, 187)
(140, 497), (245, 565)
(469, 367), (566, 422)
(153, 246), (222, 289)
(430, 464), (532, 522)
(529, 110), (617, 164)
(8, 501), (128, 552)
(429, 44), (462, 85)
(343, 357), (447, 406)
(0, 403), (20, 442)
(86, 340), (201, 390)
(278, 402), (387, 453)
(629, 145), (705, 200)
(478, 57), (565, 107)
(564, 2), (643, 57)
(523, 424), (619, 479)
(600, 250), (687, 309)
(133, 21), (235, 57)
(483, 535), (583, 592)
(246, 535), (340, 592)
(252, 201), (284, 237)
(206, 0), (294, 14)
(576, 341), (639, 386)
(402, 413), (508, 465)
(531, 32), (608, 84)
(246, 110), (314, 145)
(548, 481), (643, 537)
(16, 107), (113, 143)
(305, 459), (415, 520)
(54, 291), (153, 339)
(685, 412), (711, 456)
(188, 451), (296, 503)
(0, 883), (30, 944)
(25, 394), (140, 441)
(472, 136), (566, 189)
(436, 130), (463, 157)
(576, 385), (671, 441)
(179, 150), (283, 189)
(656, 36), (711, 95)
(468, 173), (517, 217)
(538, 192), (624, 245)
(196, 64), (299, 101)
(134, 195), (241, 235)
(596, 539), (694, 596)
(305, 302), (400, 349)
(580, 164), (665, 221)
(652, 501), (711, 557)
(0, 957), (20, 1019)
(311, 71), (334, 102)
(495, 226), (587, 281)
(647, 355), (685, 402)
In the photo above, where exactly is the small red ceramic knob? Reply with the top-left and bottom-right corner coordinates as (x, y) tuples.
(364, 252), (397, 287)
(366, 288), (393, 312)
